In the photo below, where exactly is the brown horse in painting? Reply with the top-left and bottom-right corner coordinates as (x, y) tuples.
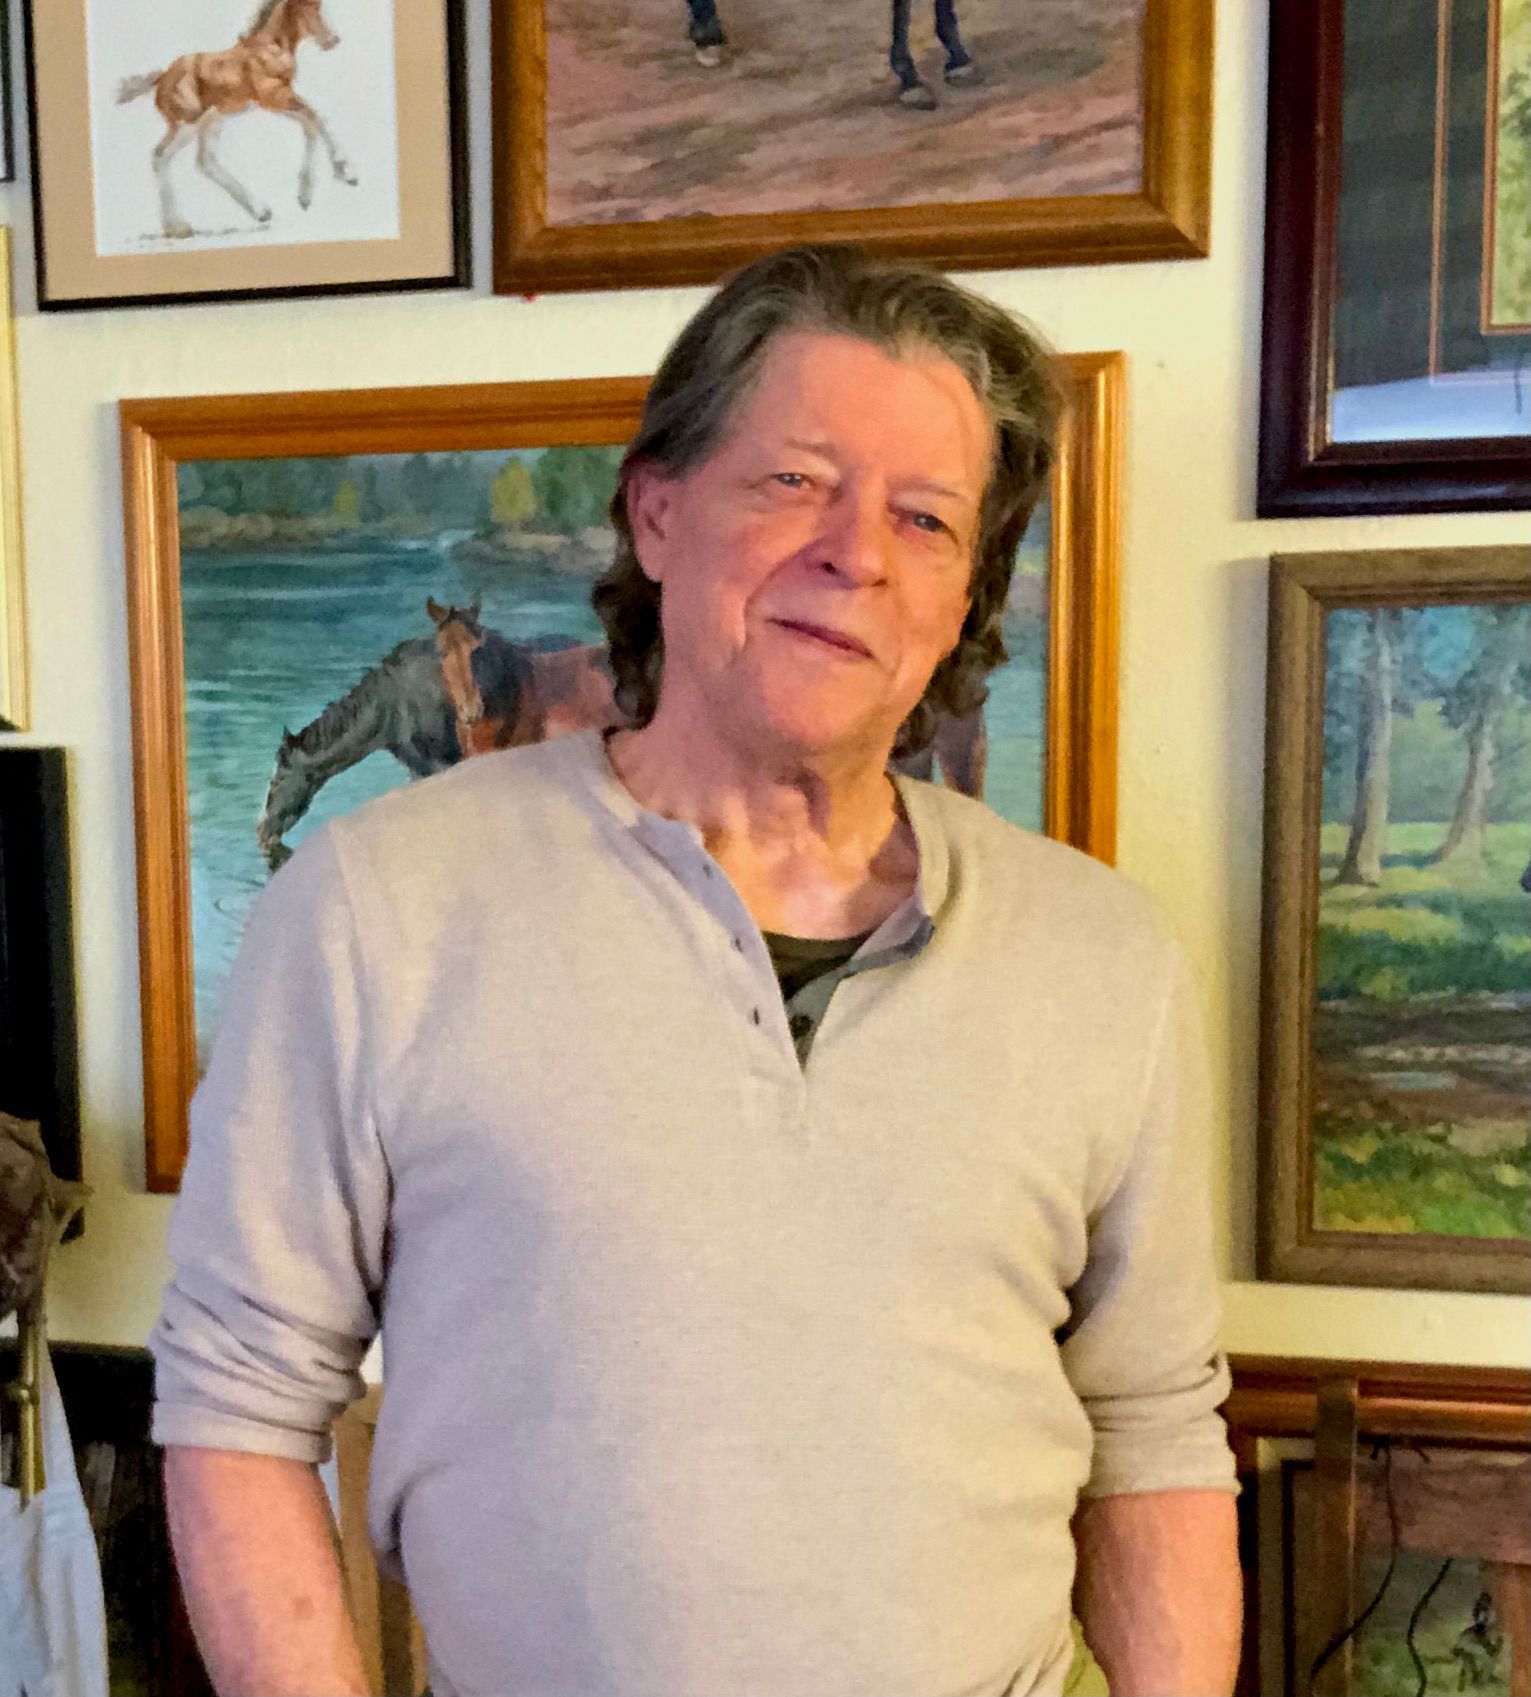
(116, 0), (357, 240)
(428, 600), (622, 757)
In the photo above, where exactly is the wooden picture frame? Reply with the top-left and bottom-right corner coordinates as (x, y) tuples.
(0, 0), (16, 185)
(1224, 1355), (1531, 1697)
(490, 0), (1213, 293)
(121, 353), (1120, 1191)
(22, 0), (469, 312)
(0, 748), (83, 1196)
(1257, 0), (1531, 517)
(1259, 547), (1531, 1295)
(0, 228), (26, 730)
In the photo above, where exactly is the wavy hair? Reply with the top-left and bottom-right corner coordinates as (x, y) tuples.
(592, 244), (1061, 757)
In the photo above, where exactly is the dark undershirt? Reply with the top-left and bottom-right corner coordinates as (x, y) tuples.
(762, 929), (872, 1003)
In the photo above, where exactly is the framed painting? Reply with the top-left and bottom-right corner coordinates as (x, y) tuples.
(1258, 0), (1531, 516)
(0, 0), (15, 184)
(489, 0), (1213, 293)
(0, 228), (26, 730)
(0, 748), (83, 1198)
(1259, 547), (1531, 1295)
(120, 352), (1121, 1189)
(22, 0), (469, 311)
(1223, 1356), (1531, 1697)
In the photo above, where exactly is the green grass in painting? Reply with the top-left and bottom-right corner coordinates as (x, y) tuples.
(1317, 823), (1531, 1001)
(1315, 1114), (1531, 1238)
(1494, 0), (1531, 325)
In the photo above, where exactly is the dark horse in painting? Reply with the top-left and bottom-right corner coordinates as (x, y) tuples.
(256, 601), (992, 872)
(684, 0), (977, 106)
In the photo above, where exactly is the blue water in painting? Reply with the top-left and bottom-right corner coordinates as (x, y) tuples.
(182, 534), (1046, 1058)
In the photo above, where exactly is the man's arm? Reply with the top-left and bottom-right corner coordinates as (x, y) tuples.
(1072, 1488), (1241, 1697)
(165, 1446), (370, 1697)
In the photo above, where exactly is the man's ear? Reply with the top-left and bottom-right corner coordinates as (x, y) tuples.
(624, 460), (675, 584)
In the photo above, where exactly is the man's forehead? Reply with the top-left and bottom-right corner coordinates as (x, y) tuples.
(718, 329), (991, 468)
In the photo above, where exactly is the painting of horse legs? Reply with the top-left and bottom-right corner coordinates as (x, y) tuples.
(545, 0), (1146, 226)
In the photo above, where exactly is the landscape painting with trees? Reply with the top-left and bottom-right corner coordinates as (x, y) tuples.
(1312, 598), (1530, 1246)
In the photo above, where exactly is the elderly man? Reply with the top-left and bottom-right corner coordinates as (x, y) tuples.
(152, 245), (1241, 1697)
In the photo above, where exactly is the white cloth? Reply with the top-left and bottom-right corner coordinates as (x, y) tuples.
(0, 1341), (108, 1697)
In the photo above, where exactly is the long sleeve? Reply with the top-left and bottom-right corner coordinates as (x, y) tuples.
(150, 828), (390, 1463)
(1058, 945), (1237, 1500)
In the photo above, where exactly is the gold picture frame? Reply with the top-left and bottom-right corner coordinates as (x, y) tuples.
(120, 353), (1121, 1190)
(491, 0), (1213, 293)
(0, 227), (27, 730)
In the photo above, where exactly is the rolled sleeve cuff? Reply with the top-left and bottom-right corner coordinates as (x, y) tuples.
(1080, 1407), (1240, 1499)
(151, 1400), (335, 1464)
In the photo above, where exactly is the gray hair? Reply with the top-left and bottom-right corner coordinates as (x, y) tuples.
(592, 243), (1061, 756)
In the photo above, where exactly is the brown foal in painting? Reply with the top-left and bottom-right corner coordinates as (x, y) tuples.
(116, 0), (357, 241)
(427, 599), (621, 759)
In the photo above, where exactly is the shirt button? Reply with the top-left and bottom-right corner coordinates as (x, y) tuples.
(750, 1008), (761, 1026)
(732, 936), (744, 952)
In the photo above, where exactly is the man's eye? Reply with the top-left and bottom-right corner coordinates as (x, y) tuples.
(772, 472), (811, 489)
(908, 510), (951, 537)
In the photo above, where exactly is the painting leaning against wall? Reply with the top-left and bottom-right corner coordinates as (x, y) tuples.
(1260, 547), (1531, 1294)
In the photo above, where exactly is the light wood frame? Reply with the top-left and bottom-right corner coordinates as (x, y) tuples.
(490, 0), (1213, 292)
(120, 353), (1121, 1190)
(1224, 1355), (1531, 1697)
(1259, 546), (1531, 1296)
(22, 0), (470, 311)
(0, 228), (27, 729)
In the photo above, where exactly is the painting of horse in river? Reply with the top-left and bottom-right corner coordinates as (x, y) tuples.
(1310, 602), (1531, 1246)
(177, 442), (1052, 1061)
(543, 0), (1147, 226)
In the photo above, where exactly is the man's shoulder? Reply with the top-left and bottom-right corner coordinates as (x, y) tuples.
(908, 780), (1174, 956)
(332, 732), (602, 852)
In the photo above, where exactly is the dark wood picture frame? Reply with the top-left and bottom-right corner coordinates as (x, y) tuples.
(0, 0), (16, 185)
(120, 355), (1121, 1190)
(1259, 546), (1531, 1296)
(0, 747), (83, 1196)
(1224, 1355), (1531, 1697)
(1257, 0), (1531, 517)
(22, 0), (470, 312)
(489, 0), (1213, 293)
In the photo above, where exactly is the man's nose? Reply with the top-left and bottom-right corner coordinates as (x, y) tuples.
(816, 490), (887, 586)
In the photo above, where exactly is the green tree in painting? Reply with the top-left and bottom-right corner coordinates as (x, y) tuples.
(332, 477), (362, 528)
(1427, 605), (1531, 864)
(1334, 609), (1402, 886)
(532, 447), (621, 534)
(490, 457), (538, 530)
(1493, 0), (1531, 324)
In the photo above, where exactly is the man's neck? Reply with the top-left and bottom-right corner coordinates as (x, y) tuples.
(604, 715), (918, 939)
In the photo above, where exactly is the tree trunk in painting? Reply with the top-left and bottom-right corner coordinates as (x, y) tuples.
(1334, 610), (1396, 887)
(1428, 712), (1498, 863)
(1428, 606), (1529, 865)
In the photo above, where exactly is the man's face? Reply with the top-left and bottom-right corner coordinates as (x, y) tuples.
(627, 330), (991, 765)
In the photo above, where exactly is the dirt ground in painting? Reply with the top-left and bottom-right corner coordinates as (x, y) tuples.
(544, 0), (1144, 225)
(1314, 995), (1531, 1149)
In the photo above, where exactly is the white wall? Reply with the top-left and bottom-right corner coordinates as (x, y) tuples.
(3, 0), (1525, 1363)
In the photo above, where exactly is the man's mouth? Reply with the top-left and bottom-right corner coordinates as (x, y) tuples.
(771, 618), (872, 658)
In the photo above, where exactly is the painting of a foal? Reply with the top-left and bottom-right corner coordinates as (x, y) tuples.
(115, 0), (357, 240)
